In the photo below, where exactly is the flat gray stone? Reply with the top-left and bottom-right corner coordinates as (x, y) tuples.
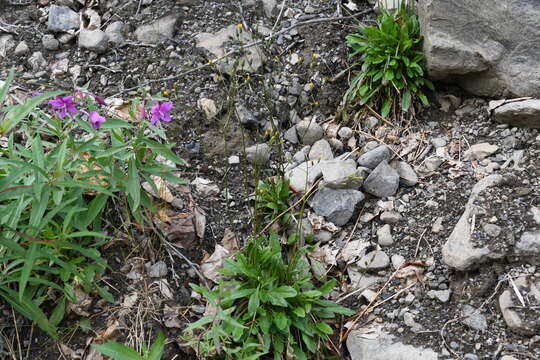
(42, 34), (59, 51)
(362, 161), (400, 198)
(377, 224), (393, 246)
(465, 143), (499, 160)
(136, 15), (180, 44)
(358, 250), (390, 271)
(78, 30), (109, 53)
(105, 21), (126, 44)
(286, 160), (322, 193)
(515, 231), (540, 262)
(427, 289), (451, 303)
(195, 24), (266, 74)
(14, 41), (29, 56)
(357, 145), (391, 169)
(47, 5), (80, 32)
(284, 126), (298, 144)
(148, 261), (168, 278)
(395, 161), (418, 186)
(309, 188), (364, 226)
(245, 143), (271, 166)
(461, 305), (488, 331)
(347, 330), (438, 360)
(296, 119), (324, 145)
(498, 275), (540, 335)
(308, 139), (333, 160)
(380, 211), (402, 224)
(493, 99), (540, 128)
(320, 159), (365, 189)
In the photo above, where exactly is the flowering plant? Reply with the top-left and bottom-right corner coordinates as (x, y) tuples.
(0, 71), (185, 337)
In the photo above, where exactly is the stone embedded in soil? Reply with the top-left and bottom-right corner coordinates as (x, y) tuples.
(28, 51), (47, 72)
(286, 160), (322, 193)
(78, 29), (109, 53)
(377, 224), (393, 246)
(195, 24), (267, 74)
(236, 103), (263, 129)
(338, 126), (353, 140)
(514, 230), (540, 263)
(136, 14), (180, 44)
(0, 35), (15, 58)
(147, 261), (168, 278)
(347, 329), (439, 360)
(105, 21), (126, 44)
(357, 145), (391, 169)
(427, 289), (451, 303)
(296, 119), (324, 145)
(442, 174), (506, 271)
(465, 142), (499, 160)
(47, 5), (80, 32)
(380, 210), (402, 224)
(394, 161), (418, 186)
(309, 188), (364, 226)
(14, 41), (29, 56)
(245, 143), (271, 165)
(492, 99), (540, 128)
(198, 98), (218, 120)
(391, 254), (405, 269)
(362, 160), (400, 198)
(320, 159), (365, 189)
(308, 139), (333, 160)
(284, 126), (298, 144)
(461, 305), (488, 331)
(357, 250), (390, 271)
(498, 275), (540, 335)
(42, 34), (59, 51)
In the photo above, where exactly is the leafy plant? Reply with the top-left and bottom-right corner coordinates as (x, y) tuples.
(93, 332), (166, 360)
(184, 233), (354, 359)
(0, 75), (185, 337)
(344, 2), (433, 118)
(255, 177), (292, 225)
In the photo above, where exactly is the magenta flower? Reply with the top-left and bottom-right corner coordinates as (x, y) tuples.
(92, 94), (106, 106)
(48, 96), (79, 119)
(31, 91), (43, 97)
(150, 101), (173, 125)
(89, 112), (106, 129)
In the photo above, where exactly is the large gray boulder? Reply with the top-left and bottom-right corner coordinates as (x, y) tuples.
(418, 0), (540, 98)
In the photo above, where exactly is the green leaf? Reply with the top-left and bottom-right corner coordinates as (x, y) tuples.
(273, 286), (297, 298)
(402, 90), (412, 111)
(93, 341), (144, 360)
(49, 297), (66, 327)
(127, 157), (140, 211)
(381, 98), (392, 118)
(248, 288), (260, 316)
(319, 279), (336, 295)
(273, 311), (288, 331)
(315, 322), (333, 335)
(147, 332), (165, 360)
(19, 242), (40, 302)
(99, 118), (133, 129)
(292, 307), (306, 318)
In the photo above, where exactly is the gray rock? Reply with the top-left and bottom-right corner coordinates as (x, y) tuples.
(377, 224), (394, 246)
(532, 206), (540, 224)
(243, 0), (278, 17)
(284, 126), (298, 144)
(292, 146), (310, 163)
(461, 305), (488, 332)
(147, 261), (168, 278)
(14, 41), (29, 56)
(198, 98), (218, 120)
(78, 30), (108, 53)
(515, 231), (540, 260)
(380, 211), (402, 224)
(236, 103), (263, 128)
(427, 289), (451, 303)
(395, 161), (418, 186)
(364, 116), (379, 129)
(465, 143), (499, 160)
(442, 175), (505, 271)
(391, 254), (405, 269)
(357, 145), (391, 169)
(363, 161), (400, 198)
(358, 250), (390, 271)
(418, 0), (540, 98)
(308, 139), (333, 161)
(431, 137), (447, 148)
(309, 188), (364, 226)
(42, 34), (59, 51)
(136, 15), (180, 44)
(286, 160), (322, 193)
(492, 99), (540, 128)
(195, 24), (266, 74)
(498, 275), (540, 335)
(320, 159), (365, 189)
(314, 230), (333, 243)
(347, 269), (383, 290)
(47, 5), (80, 32)
(338, 126), (353, 140)
(0, 35), (15, 58)
(228, 155), (240, 165)
(245, 143), (271, 165)
(347, 330), (438, 360)
(296, 119), (324, 145)
(463, 354), (479, 360)
(28, 52), (47, 72)
(424, 156), (443, 171)
(328, 138), (344, 152)
(105, 21), (126, 44)
(482, 223), (502, 237)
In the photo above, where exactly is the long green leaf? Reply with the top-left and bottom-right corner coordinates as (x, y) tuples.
(19, 242), (40, 301)
(93, 341), (144, 360)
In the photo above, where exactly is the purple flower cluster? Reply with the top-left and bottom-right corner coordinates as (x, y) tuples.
(47, 91), (174, 130)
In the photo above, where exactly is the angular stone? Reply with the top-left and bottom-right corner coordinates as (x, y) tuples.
(395, 161), (418, 186)
(492, 99), (540, 128)
(147, 261), (168, 278)
(380, 211), (402, 224)
(427, 289), (451, 303)
(320, 159), (365, 189)
(14, 41), (29, 56)
(195, 24), (266, 74)
(105, 21), (126, 44)
(78, 30), (109, 53)
(48, 5), (80, 32)
(286, 160), (322, 193)
(498, 275), (540, 335)
(284, 126), (298, 144)
(377, 224), (393, 246)
(515, 231), (540, 262)
(245, 143), (271, 166)
(42, 34), (59, 51)
(296, 119), (324, 145)
(28, 52), (47, 72)
(358, 250), (390, 271)
(357, 145), (391, 169)
(136, 15), (180, 44)
(465, 143), (499, 160)
(418, 0), (540, 98)
(347, 329), (439, 360)
(309, 188), (364, 226)
(461, 305), (488, 332)
(308, 139), (333, 161)
(363, 161), (400, 198)
(198, 98), (218, 120)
